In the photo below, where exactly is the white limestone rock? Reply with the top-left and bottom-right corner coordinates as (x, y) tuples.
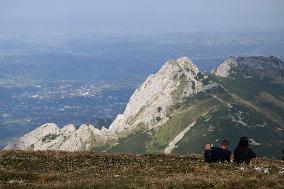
(212, 56), (238, 77)
(212, 56), (284, 78)
(108, 57), (203, 136)
(5, 123), (60, 150)
(5, 123), (104, 151)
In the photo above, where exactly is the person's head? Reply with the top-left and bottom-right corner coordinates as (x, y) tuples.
(204, 144), (212, 151)
(238, 137), (249, 149)
(220, 140), (229, 149)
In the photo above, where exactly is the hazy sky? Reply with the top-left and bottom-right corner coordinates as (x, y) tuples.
(0, 0), (284, 36)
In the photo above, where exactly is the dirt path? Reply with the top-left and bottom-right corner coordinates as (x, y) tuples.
(208, 94), (233, 108)
(164, 120), (196, 154)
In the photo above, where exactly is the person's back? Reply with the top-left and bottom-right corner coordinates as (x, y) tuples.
(234, 137), (256, 164)
(234, 147), (256, 164)
(204, 140), (231, 163)
(211, 147), (231, 162)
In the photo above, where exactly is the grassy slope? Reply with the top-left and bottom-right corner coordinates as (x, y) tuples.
(173, 78), (284, 158)
(97, 131), (151, 153)
(96, 92), (221, 154)
(173, 104), (283, 158)
(0, 150), (283, 189)
(146, 92), (220, 153)
(209, 73), (284, 126)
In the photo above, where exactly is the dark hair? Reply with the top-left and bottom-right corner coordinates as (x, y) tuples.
(221, 140), (229, 147)
(237, 137), (249, 153)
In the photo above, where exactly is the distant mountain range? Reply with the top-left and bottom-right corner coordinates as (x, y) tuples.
(6, 56), (284, 159)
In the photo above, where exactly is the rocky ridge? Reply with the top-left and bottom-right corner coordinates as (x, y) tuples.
(5, 56), (284, 152)
(5, 123), (104, 151)
(212, 56), (284, 78)
(6, 57), (205, 151)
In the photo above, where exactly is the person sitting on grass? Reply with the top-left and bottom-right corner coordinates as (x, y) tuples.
(204, 140), (232, 163)
(233, 137), (256, 164)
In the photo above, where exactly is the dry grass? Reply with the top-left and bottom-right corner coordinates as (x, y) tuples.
(0, 150), (283, 189)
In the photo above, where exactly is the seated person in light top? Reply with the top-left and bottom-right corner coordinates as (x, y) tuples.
(204, 140), (232, 163)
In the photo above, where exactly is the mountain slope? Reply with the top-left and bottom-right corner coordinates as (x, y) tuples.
(6, 56), (284, 158)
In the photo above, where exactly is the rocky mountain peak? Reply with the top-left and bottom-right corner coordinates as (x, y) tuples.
(212, 56), (284, 78)
(108, 57), (203, 135)
(150, 57), (199, 81)
(211, 56), (238, 77)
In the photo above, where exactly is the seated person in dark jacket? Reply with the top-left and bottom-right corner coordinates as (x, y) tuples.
(204, 140), (231, 163)
(234, 137), (256, 164)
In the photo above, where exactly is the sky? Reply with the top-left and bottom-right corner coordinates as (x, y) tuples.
(0, 0), (284, 36)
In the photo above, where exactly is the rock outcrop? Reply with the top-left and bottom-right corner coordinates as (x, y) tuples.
(212, 56), (284, 78)
(5, 123), (104, 151)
